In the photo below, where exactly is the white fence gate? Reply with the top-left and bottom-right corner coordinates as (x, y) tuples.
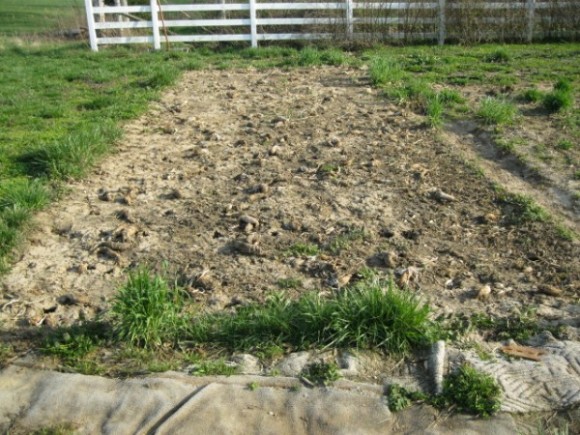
(84, 0), (576, 51)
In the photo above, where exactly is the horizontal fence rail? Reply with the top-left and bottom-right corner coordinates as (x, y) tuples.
(84, 0), (579, 51)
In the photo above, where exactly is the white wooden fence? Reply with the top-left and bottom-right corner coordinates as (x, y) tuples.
(84, 0), (575, 51)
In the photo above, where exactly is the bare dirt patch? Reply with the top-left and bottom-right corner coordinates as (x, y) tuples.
(1, 66), (578, 337)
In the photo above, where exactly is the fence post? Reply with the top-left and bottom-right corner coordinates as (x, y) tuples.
(150, 0), (161, 50)
(345, 0), (353, 39)
(526, 0), (535, 43)
(249, 0), (258, 48)
(438, 0), (446, 45)
(85, 0), (99, 51)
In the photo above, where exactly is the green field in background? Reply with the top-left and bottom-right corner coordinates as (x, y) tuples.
(0, 0), (84, 35)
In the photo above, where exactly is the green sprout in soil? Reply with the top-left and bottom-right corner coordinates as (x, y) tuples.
(286, 242), (320, 256)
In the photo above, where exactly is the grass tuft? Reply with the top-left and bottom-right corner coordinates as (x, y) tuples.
(369, 56), (406, 86)
(543, 91), (573, 113)
(521, 88), (544, 103)
(484, 49), (511, 63)
(111, 268), (185, 348)
(426, 94), (444, 128)
(477, 97), (517, 125)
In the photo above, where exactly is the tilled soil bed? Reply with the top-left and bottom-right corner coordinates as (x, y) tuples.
(1, 66), (578, 339)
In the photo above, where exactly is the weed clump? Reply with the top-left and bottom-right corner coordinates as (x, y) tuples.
(301, 361), (341, 386)
(386, 384), (427, 411)
(442, 365), (502, 417)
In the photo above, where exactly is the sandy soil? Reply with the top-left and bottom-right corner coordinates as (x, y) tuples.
(1, 66), (578, 337)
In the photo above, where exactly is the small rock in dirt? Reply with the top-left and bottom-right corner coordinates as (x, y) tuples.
(115, 209), (136, 223)
(379, 227), (395, 238)
(42, 304), (57, 314)
(53, 220), (73, 236)
(75, 262), (88, 274)
(97, 188), (112, 202)
(232, 354), (262, 375)
(161, 124), (176, 135)
(194, 270), (215, 291)
(430, 188), (456, 203)
(478, 212), (499, 224)
(249, 183), (269, 194)
(97, 246), (123, 263)
(165, 189), (183, 200)
(476, 284), (492, 300)
(57, 294), (79, 306)
(277, 352), (311, 376)
(402, 229), (421, 241)
(208, 293), (229, 309)
(538, 284), (562, 297)
(239, 214), (259, 231)
(269, 145), (282, 156)
(395, 266), (420, 287)
(231, 240), (262, 256)
(337, 351), (359, 376)
(383, 251), (398, 268)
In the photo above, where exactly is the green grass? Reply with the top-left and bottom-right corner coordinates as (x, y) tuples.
(0, 0), (84, 36)
(189, 358), (238, 376)
(483, 48), (511, 63)
(442, 365), (502, 417)
(496, 192), (549, 225)
(477, 97), (517, 125)
(556, 139), (574, 150)
(187, 276), (435, 355)
(369, 56), (406, 86)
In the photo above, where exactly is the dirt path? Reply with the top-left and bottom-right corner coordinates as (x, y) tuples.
(1, 66), (578, 332)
